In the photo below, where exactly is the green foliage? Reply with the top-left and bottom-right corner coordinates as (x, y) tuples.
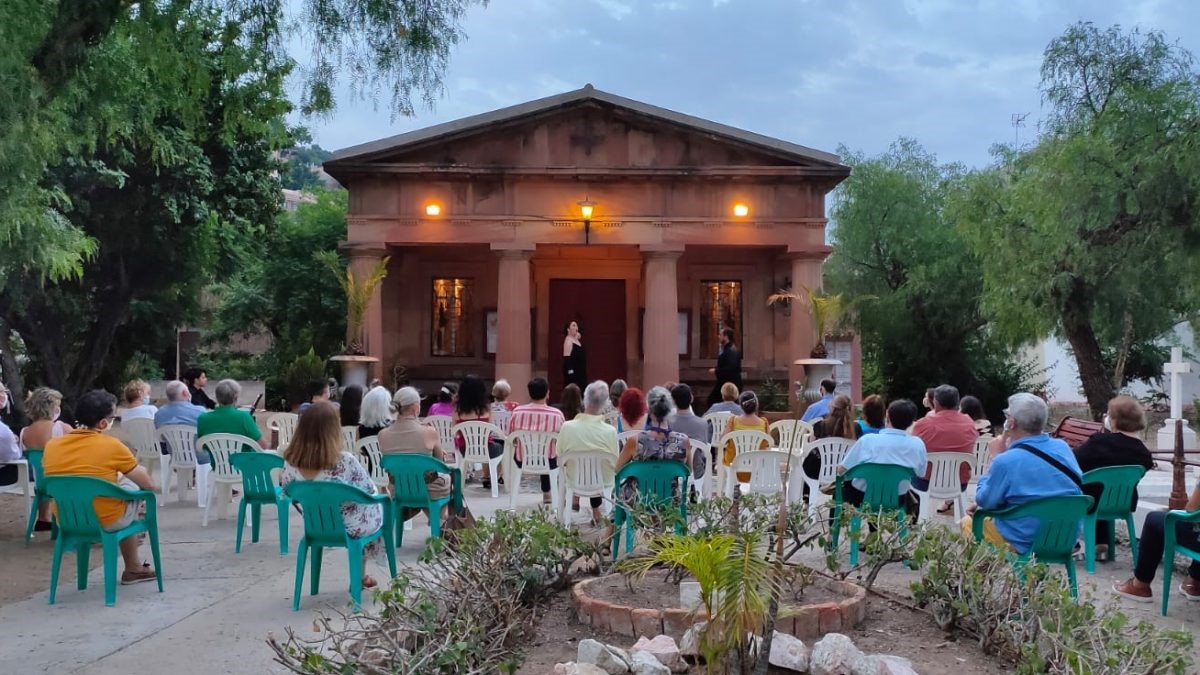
(120, 352), (166, 384)
(283, 349), (328, 409)
(757, 378), (789, 412)
(317, 249), (390, 354)
(279, 142), (333, 191)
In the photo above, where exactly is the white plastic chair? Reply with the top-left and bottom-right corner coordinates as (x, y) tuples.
(801, 437), (855, 517)
(732, 450), (789, 496)
(122, 418), (171, 498)
(717, 429), (774, 496)
(508, 430), (560, 514)
(425, 416), (456, 465)
(970, 437), (993, 483)
(703, 411), (734, 446)
(917, 452), (975, 522)
(158, 425), (207, 506)
(689, 438), (711, 500)
(603, 410), (621, 428)
(453, 421), (506, 498)
(267, 413), (298, 452)
(617, 430), (640, 447)
(341, 426), (358, 455)
(357, 436), (389, 490)
(198, 433), (265, 526)
(560, 450), (615, 526)
(770, 419), (812, 454)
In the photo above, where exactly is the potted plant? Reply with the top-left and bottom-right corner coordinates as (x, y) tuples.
(767, 286), (870, 404)
(318, 251), (389, 388)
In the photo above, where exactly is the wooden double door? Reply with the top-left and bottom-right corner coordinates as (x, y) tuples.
(547, 279), (626, 399)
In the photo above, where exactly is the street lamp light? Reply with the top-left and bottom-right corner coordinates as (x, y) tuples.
(578, 198), (597, 244)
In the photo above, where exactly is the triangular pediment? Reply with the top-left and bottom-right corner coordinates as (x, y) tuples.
(327, 86), (848, 174)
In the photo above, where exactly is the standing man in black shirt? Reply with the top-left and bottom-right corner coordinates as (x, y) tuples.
(706, 328), (743, 410)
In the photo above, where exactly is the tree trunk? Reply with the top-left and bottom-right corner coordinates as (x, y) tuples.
(1060, 282), (1114, 421)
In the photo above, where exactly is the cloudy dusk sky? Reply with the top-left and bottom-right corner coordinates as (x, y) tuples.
(294, 0), (1200, 169)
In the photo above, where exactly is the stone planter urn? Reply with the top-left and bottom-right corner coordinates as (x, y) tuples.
(329, 355), (379, 391)
(794, 358), (843, 405)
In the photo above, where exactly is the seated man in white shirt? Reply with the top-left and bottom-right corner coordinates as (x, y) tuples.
(838, 399), (927, 519)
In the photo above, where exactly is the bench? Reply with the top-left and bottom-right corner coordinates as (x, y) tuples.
(1051, 416), (1104, 449)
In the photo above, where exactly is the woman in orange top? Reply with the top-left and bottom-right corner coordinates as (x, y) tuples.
(722, 391), (770, 483)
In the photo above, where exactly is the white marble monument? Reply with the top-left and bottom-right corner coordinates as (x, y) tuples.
(1157, 347), (1198, 451)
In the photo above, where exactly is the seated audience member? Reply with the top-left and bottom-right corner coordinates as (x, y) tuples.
(618, 386), (691, 499)
(607, 379), (628, 415)
(453, 375), (501, 487)
(959, 395), (992, 436)
(804, 394), (863, 487)
(298, 380), (335, 415)
(839, 399), (927, 518)
(507, 377), (566, 506)
(377, 387), (452, 516)
(281, 401), (384, 589)
(197, 379), (263, 446)
(339, 385), (364, 429)
(43, 390), (158, 584)
(118, 380), (158, 421)
(666, 383), (710, 482)
(921, 388), (936, 418)
(560, 383), (583, 421)
(19, 387), (73, 529)
(489, 379), (519, 430)
(155, 380), (210, 465)
(800, 379), (837, 423)
(706, 382), (743, 415)
(0, 385), (23, 489)
(358, 386), (393, 439)
(1074, 395), (1154, 555)
(426, 382), (457, 418)
(617, 387), (648, 433)
(911, 385), (977, 493)
(558, 381), (619, 525)
(182, 367), (216, 410)
(1114, 479), (1200, 602)
(0, 383), (16, 429)
(723, 391), (771, 483)
(961, 393), (1083, 553)
(857, 395), (886, 435)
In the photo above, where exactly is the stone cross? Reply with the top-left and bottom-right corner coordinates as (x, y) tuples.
(1164, 347), (1191, 420)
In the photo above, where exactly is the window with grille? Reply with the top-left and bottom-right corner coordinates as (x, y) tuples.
(431, 278), (474, 357)
(700, 280), (743, 358)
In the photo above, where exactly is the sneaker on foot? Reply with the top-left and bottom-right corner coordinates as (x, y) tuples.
(121, 568), (157, 585)
(1112, 579), (1152, 603)
(1179, 580), (1200, 601)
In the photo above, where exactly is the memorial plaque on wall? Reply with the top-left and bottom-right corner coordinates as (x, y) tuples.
(828, 339), (854, 397)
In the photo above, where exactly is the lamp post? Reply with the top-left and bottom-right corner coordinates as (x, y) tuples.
(578, 198), (596, 245)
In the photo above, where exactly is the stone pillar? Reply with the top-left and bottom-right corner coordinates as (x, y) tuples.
(346, 244), (390, 379)
(641, 247), (683, 389)
(495, 246), (534, 402)
(787, 251), (827, 408)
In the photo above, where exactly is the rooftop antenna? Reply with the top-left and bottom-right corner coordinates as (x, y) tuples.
(1011, 112), (1030, 145)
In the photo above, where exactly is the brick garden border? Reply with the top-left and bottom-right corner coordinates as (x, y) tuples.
(573, 574), (867, 641)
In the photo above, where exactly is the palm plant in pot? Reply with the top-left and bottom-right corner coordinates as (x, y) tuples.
(317, 251), (390, 356)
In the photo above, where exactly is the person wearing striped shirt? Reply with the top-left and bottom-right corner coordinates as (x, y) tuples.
(507, 377), (565, 505)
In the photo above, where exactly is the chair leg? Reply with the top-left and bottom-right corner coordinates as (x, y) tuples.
(202, 480), (214, 527)
(251, 503), (262, 543)
(1084, 514), (1097, 574)
(611, 509), (623, 560)
(1066, 561), (1078, 599)
(277, 500), (289, 556)
(160, 458), (171, 499)
(293, 539), (307, 611)
(1162, 537), (1175, 616)
(148, 525), (163, 593)
(101, 535), (119, 606)
(562, 487), (574, 527)
(548, 471), (561, 521)
(48, 535), (65, 605)
(234, 499), (248, 554)
(429, 504), (442, 540)
(25, 494), (40, 545)
(347, 544), (364, 610)
(383, 526), (397, 578)
(489, 458), (501, 499)
(310, 546), (322, 595)
(77, 542), (91, 590)
(509, 466), (522, 511)
(1106, 519), (1117, 562)
(849, 515), (861, 567)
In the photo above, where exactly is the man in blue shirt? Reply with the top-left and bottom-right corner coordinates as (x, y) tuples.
(800, 379), (837, 423)
(154, 380), (210, 466)
(839, 399), (927, 518)
(963, 392), (1082, 553)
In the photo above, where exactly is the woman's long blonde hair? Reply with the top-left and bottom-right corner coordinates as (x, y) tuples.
(284, 402), (343, 471)
(826, 395), (857, 440)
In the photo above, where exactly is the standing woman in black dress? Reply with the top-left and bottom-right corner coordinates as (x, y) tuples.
(562, 320), (588, 392)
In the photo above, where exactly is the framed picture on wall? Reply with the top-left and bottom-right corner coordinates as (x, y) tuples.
(639, 310), (691, 357)
(483, 309), (537, 360)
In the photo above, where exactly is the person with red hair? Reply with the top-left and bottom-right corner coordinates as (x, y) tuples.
(617, 387), (648, 433)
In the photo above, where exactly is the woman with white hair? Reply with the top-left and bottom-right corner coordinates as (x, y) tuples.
(490, 379), (518, 430)
(617, 387), (691, 499)
(358, 385), (394, 439)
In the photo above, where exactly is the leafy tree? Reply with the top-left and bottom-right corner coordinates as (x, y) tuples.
(280, 141), (334, 191)
(0, 8), (291, 410)
(954, 23), (1200, 418)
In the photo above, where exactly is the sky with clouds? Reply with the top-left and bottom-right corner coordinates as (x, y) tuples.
(294, 0), (1200, 169)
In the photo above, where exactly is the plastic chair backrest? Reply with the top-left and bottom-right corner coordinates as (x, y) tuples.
(425, 416), (455, 454)
(454, 421), (504, 464)
(603, 411), (621, 427)
(42, 476), (141, 536)
(562, 450), (615, 496)
(380, 453), (451, 505)
(703, 412), (734, 445)
(284, 480), (378, 546)
(229, 452), (284, 501)
(615, 460), (689, 506)
(157, 425), (199, 468)
(721, 429), (773, 461)
(770, 420), (812, 454)
(809, 437), (855, 486)
(24, 449), (46, 485)
(733, 450), (787, 494)
(991, 495), (1093, 562)
(267, 413), (299, 451)
(122, 418), (159, 460)
(841, 463), (917, 510)
(198, 434), (264, 481)
(340, 426), (358, 455)
(357, 437), (388, 488)
(1082, 465), (1147, 519)
(617, 430), (640, 447)
(972, 438), (993, 480)
(925, 452), (975, 498)
(510, 430), (556, 473)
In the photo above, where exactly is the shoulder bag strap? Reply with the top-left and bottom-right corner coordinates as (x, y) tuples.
(1010, 442), (1083, 488)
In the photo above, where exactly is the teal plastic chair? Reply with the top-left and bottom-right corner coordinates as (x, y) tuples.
(1160, 508), (1200, 616)
(284, 481), (397, 611)
(23, 449), (57, 544)
(378, 453), (462, 547)
(1081, 465), (1146, 574)
(228, 452), (289, 555)
(41, 476), (162, 606)
(830, 463), (917, 566)
(611, 460), (690, 560)
(972, 494), (1092, 598)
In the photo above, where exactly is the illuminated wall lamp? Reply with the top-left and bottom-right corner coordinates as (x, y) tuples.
(425, 203), (442, 217)
(732, 202), (750, 217)
(578, 198), (597, 244)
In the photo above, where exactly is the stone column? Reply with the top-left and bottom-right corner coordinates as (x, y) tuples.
(641, 247), (683, 389)
(494, 246), (535, 401)
(346, 244), (390, 379)
(787, 250), (828, 406)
